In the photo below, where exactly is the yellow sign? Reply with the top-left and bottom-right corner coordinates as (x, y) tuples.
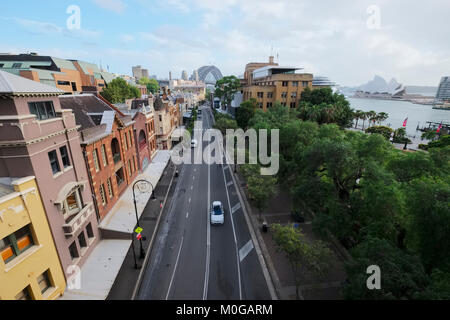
(135, 227), (143, 234)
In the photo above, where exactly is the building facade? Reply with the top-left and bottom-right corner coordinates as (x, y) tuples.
(153, 92), (180, 150)
(0, 71), (100, 278)
(240, 58), (313, 111)
(435, 76), (450, 102)
(0, 54), (114, 94)
(60, 94), (139, 220)
(0, 176), (66, 300)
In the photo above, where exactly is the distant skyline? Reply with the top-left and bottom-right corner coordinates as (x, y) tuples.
(0, 0), (449, 86)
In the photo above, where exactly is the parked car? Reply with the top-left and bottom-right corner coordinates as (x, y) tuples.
(210, 201), (225, 225)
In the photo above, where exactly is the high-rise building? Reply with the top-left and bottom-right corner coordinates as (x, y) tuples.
(132, 65), (143, 80)
(181, 70), (188, 80)
(435, 76), (450, 101)
(141, 69), (149, 79)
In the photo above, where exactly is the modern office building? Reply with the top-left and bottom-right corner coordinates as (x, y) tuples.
(435, 76), (450, 102)
(0, 71), (100, 278)
(240, 57), (313, 111)
(0, 176), (66, 300)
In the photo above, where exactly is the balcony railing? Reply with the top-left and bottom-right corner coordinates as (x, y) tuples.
(62, 204), (94, 237)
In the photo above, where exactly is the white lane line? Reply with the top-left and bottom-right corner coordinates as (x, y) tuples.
(165, 236), (184, 300)
(186, 212), (189, 219)
(239, 240), (254, 262)
(226, 180), (233, 187)
(191, 185), (193, 190)
(220, 148), (242, 300)
(189, 197), (191, 203)
(231, 203), (241, 214)
(223, 165), (229, 170)
(203, 149), (211, 300)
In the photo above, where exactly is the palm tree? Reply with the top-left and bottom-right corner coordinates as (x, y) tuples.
(377, 112), (389, 125)
(366, 111), (377, 128)
(360, 112), (368, 130)
(354, 110), (363, 129)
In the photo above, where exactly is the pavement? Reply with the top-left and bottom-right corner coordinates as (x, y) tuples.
(134, 105), (273, 300)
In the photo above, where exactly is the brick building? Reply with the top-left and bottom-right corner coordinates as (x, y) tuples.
(59, 94), (139, 220)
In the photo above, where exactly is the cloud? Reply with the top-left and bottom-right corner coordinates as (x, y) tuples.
(93, 0), (126, 14)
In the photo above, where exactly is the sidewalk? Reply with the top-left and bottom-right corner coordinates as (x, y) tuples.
(60, 150), (173, 300)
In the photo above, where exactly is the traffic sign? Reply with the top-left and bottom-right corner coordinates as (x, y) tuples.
(136, 233), (142, 240)
(135, 227), (143, 234)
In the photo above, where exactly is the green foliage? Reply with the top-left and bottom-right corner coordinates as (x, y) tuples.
(214, 117), (238, 135)
(138, 77), (160, 94)
(236, 98), (257, 129)
(214, 75), (240, 108)
(271, 223), (332, 299)
(100, 77), (141, 103)
(392, 127), (411, 143)
(240, 163), (277, 213)
(298, 87), (354, 128)
(365, 125), (393, 140)
(344, 237), (429, 300)
(419, 134), (450, 150)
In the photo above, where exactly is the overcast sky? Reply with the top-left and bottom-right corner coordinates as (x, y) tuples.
(1, 0), (449, 86)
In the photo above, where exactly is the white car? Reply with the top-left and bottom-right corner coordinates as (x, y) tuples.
(191, 139), (198, 148)
(210, 201), (225, 225)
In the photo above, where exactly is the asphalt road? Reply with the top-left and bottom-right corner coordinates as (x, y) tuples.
(136, 105), (271, 300)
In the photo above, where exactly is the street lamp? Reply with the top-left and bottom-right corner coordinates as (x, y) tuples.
(132, 179), (155, 260)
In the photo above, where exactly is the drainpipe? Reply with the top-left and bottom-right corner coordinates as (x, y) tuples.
(82, 149), (101, 222)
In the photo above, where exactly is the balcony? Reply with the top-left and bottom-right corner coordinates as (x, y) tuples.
(62, 203), (94, 237)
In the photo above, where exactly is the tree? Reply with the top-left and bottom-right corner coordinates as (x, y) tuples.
(366, 110), (377, 128)
(354, 110), (364, 129)
(360, 112), (368, 130)
(365, 125), (394, 140)
(214, 76), (241, 109)
(236, 98), (257, 129)
(138, 77), (160, 94)
(101, 77), (141, 103)
(271, 223), (332, 299)
(213, 117), (238, 135)
(377, 112), (389, 125)
(344, 237), (429, 299)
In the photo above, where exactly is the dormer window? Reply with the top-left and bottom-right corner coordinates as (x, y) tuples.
(28, 101), (56, 120)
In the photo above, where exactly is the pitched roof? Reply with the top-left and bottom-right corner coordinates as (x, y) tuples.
(0, 70), (64, 96)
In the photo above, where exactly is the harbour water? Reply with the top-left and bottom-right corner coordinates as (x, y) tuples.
(348, 97), (450, 137)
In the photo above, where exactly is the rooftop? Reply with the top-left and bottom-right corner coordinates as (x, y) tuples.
(0, 70), (65, 96)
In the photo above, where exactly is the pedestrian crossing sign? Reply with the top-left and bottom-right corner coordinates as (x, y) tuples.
(135, 227), (143, 234)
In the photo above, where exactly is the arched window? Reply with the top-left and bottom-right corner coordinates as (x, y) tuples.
(138, 130), (146, 150)
(111, 138), (121, 163)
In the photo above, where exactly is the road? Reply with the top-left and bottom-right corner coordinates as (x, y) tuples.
(136, 105), (271, 300)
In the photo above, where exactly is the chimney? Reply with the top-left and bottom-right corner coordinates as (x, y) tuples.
(269, 56), (274, 64)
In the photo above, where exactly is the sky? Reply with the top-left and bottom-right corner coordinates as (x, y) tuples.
(0, 0), (449, 87)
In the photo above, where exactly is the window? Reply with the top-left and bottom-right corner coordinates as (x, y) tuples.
(281, 92), (287, 99)
(86, 223), (95, 239)
(291, 92), (297, 99)
(290, 102), (297, 108)
(78, 232), (87, 249)
(159, 115), (162, 121)
(57, 80), (71, 86)
(63, 189), (83, 218)
(128, 160), (133, 175)
(12, 63), (22, 68)
(116, 168), (125, 186)
(257, 92), (263, 98)
(282, 81), (289, 87)
(69, 241), (79, 260)
(15, 286), (32, 300)
(59, 146), (71, 168)
(128, 131), (133, 147)
(98, 83), (105, 87)
(267, 92), (273, 98)
(292, 81), (299, 87)
(0, 225), (34, 263)
(93, 149), (100, 172)
(37, 270), (52, 294)
(123, 133), (128, 151)
(107, 178), (114, 198)
(281, 102), (287, 107)
(48, 150), (61, 174)
(71, 82), (77, 91)
(28, 101), (56, 120)
(267, 102), (273, 108)
(0, 63), (4, 68)
(302, 81), (309, 87)
(101, 145), (108, 167)
(258, 103), (263, 109)
(99, 184), (107, 206)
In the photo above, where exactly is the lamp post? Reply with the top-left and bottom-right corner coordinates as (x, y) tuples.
(133, 179), (155, 259)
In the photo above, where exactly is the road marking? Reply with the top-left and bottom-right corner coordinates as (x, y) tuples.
(186, 212), (189, 219)
(189, 197), (191, 203)
(223, 165), (229, 170)
(165, 235), (184, 300)
(203, 148), (211, 300)
(191, 185), (193, 190)
(231, 203), (241, 214)
(220, 145), (242, 300)
(239, 240), (254, 262)
(226, 181), (233, 187)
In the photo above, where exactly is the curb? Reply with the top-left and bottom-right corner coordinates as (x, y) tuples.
(131, 163), (177, 300)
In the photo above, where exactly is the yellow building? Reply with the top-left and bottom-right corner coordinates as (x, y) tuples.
(241, 57), (313, 111)
(0, 176), (66, 300)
